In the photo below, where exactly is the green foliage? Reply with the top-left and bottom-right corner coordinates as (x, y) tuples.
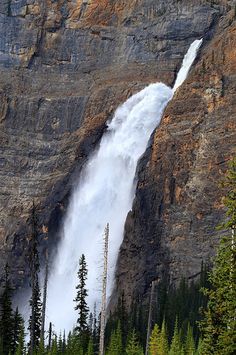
(13, 308), (25, 354)
(184, 323), (195, 355)
(126, 329), (143, 355)
(37, 339), (47, 355)
(15, 337), (25, 355)
(196, 338), (203, 355)
(221, 157), (236, 229)
(106, 321), (123, 355)
(158, 320), (169, 355)
(65, 330), (83, 355)
(87, 337), (94, 355)
(49, 336), (58, 355)
(28, 275), (42, 351)
(200, 157), (236, 354)
(0, 263), (14, 355)
(149, 324), (160, 355)
(154, 264), (209, 344)
(28, 203), (42, 353)
(169, 319), (181, 355)
(74, 254), (89, 334)
(148, 321), (169, 355)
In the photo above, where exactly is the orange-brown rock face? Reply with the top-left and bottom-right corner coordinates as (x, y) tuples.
(113, 15), (236, 306)
(0, 0), (235, 299)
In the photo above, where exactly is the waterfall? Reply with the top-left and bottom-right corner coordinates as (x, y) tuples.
(46, 39), (202, 333)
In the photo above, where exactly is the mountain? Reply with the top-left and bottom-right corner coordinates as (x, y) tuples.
(0, 0), (235, 310)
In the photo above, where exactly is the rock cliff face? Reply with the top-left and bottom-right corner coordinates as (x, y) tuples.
(113, 10), (236, 306)
(0, 0), (235, 302)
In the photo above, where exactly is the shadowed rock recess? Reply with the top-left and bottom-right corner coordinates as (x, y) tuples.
(0, 0), (235, 306)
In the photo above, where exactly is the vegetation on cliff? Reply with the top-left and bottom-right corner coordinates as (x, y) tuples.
(0, 158), (235, 354)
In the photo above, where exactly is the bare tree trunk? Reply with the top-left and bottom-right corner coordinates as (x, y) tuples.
(99, 223), (109, 355)
(40, 249), (49, 345)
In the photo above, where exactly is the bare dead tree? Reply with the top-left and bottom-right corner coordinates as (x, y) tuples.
(99, 223), (109, 355)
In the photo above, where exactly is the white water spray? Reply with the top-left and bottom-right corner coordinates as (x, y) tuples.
(46, 39), (202, 333)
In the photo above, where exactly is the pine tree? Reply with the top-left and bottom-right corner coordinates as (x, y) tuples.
(169, 319), (181, 355)
(74, 254), (89, 334)
(158, 320), (169, 355)
(58, 332), (63, 354)
(185, 323), (195, 355)
(92, 303), (99, 353)
(87, 337), (93, 355)
(196, 338), (203, 355)
(49, 335), (58, 355)
(12, 307), (24, 354)
(106, 321), (123, 355)
(0, 263), (14, 355)
(62, 330), (66, 354)
(149, 324), (160, 355)
(200, 157), (236, 354)
(66, 330), (83, 355)
(28, 203), (42, 354)
(88, 312), (93, 335)
(126, 329), (143, 355)
(15, 322), (25, 355)
(38, 338), (46, 355)
(118, 292), (128, 348)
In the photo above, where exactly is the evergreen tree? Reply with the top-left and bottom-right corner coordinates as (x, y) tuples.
(62, 331), (66, 354)
(117, 292), (128, 347)
(0, 263), (14, 355)
(200, 158), (236, 354)
(196, 338), (203, 355)
(49, 336), (58, 355)
(106, 321), (123, 355)
(87, 337), (94, 355)
(66, 329), (83, 355)
(88, 312), (93, 335)
(58, 332), (63, 354)
(169, 319), (181, 355)
(15, 322), (25, 355)
(74, 254), (89, 334)
(87, 337), (93, 355)
(28, 203), (42, 354)
(185, 323), (195, 355)
(38, 338), (46, 355)
(12, 307), (24, 354)
(158, 320), (169, 355)
(149, 324), (160, 355)
(92, 303), (99, 353)
(65, 331), (73, 355)
(126, 329), (143, 355)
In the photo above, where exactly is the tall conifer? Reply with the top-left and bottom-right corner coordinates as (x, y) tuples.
(12, 307), (24, 354)
(149, 324), (160, 355)
(28, 202), (42, 354)
(107, 321), (123, 355)
(200, 158), (236, 354)
(169, 318), (181, 355)
(158, 320), (169, 355)
(0, 263), (14, 355)
(74, 254), (89, 333)
(185, 323), (195, 355)
(126, 329), (143, 355)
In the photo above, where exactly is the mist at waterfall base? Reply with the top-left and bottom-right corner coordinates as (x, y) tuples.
(45, 39), (202, 334)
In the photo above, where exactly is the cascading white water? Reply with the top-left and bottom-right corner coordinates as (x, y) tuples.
(46, 39), (202, 333)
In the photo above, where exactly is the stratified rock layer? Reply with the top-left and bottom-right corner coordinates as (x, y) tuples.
(113, 13), (236, 306)
(0, 1), (235, 299)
